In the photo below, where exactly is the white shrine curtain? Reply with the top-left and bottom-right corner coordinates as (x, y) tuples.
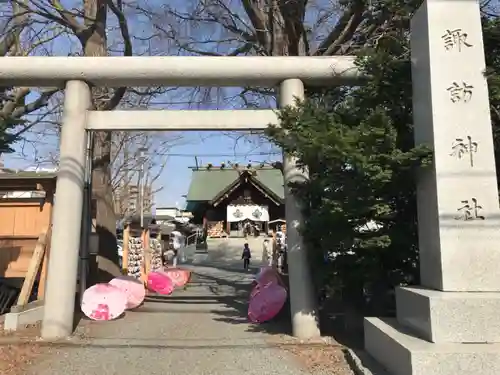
(227, 205), (269, 222)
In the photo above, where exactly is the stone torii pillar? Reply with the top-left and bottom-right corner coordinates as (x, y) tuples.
(280, 79), (321, 339)
(364, 1), (500, 374)
(41, 81), (91, 339)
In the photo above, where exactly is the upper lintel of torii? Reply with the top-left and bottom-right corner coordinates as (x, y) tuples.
(0, 56), (363, 88)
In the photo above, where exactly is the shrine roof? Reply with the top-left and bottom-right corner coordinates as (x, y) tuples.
(185, 166), (284, 203)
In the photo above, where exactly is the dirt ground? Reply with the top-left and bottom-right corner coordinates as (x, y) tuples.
(0, 323), (48, 375)
(0, 296), (362, 375)
(0, 323), (357, 375)
(270, 335), (355, 375)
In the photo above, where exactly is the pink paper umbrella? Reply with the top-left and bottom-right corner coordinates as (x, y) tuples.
(248, 283), (287, 323)
(109, 276), (146, 309)
(147, 271), (175, 295)
(254, 266), (279, 287)
(163, 268), (191, 288)
(81, 283), (127, 321)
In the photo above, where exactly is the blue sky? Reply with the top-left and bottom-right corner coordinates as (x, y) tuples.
(4, 129), (281, 208)
(145, 131), (280, 208)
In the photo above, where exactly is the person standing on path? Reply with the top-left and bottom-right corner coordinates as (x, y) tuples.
(242, 243), (252, 271)
(262, 238), (272, 266)
(243, 220), (252, 239)
(275, 227), (286, 272)
(170, 226), (185, 267)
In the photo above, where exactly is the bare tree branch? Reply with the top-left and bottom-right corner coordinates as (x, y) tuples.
(313, 1), (365, 56)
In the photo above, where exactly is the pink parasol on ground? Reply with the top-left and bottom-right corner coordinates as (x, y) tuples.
(163, 268), (191, 288)
(254, 266), (280, 286)
(147, 271), (175, 295)
(81, 283), (127, 321)
(248, 282), (287, 323)
(109, 276), (146, 309)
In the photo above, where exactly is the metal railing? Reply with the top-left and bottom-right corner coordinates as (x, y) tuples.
(179, 233), (199, 263)
(186, 233), (198, 246)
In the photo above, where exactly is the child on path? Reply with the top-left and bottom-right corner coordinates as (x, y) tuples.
(242, 243), (251, 271)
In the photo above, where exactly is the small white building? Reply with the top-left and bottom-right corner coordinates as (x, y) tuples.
(155, 206), (193, 224)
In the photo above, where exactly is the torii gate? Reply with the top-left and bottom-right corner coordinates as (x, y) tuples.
(0, 55), (361, 340)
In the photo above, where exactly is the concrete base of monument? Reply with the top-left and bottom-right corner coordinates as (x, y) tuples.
(364, 317), (500, 375)
(396, 286), (500, 343)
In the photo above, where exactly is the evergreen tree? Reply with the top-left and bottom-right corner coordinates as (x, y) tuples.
(267, 5), (500, 316)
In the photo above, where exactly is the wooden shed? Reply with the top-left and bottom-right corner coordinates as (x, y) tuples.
(0, 172), (55, 300)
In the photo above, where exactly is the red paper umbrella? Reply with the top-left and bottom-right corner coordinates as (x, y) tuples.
(163, 268), (191, 288)
(147, 271), (175, 295)
(248, 283), (287, 323)
(81, 283), (127, 321)
(109, 276), (146, 309)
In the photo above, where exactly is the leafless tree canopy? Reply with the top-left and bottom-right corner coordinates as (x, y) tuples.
(151, 0), (392, 58)
(0, 0), (188, 280)
(154, 0), (499, 57)
(2, 0), (499, 157)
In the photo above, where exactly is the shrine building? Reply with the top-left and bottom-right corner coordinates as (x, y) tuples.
(185, 164), (285, 237)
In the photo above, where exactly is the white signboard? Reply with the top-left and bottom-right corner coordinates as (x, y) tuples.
(227, 205), (269, 222)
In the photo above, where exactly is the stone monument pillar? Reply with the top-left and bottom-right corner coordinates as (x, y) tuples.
(364, 1), (500, 374)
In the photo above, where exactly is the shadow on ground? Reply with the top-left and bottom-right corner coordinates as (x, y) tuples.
(189, 267), (367, 349)
(101, 256), (367, 350)
(145, 269), (293, 336)
(208, 272), (369, 352)
(319, 308), (364, 349)
(203, 271), (293, 336)
(144, 265), (368, 348)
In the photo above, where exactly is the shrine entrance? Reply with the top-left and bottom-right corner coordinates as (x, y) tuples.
(0, 55), (360, 340)
(3, 2), (498, 373)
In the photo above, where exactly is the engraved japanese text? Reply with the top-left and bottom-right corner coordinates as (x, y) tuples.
(450, 136), (478, 167)
(442, 29), (473, 51)
(455, 198), (485, 221)
(447, 81), (473, 103)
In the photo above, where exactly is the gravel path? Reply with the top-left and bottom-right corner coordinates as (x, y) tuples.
(27, 263), (314, 375)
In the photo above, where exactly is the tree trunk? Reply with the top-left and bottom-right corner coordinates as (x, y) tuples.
(82, 0), (121, 282)
(243, 0), (308, 56)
